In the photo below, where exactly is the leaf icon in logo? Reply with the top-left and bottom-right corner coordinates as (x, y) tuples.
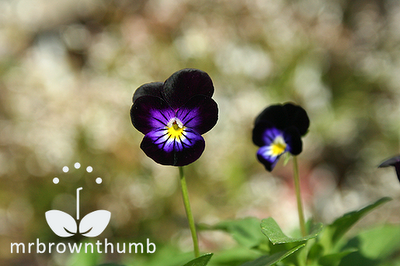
(79, 210), (111, 237)
(45, 210), (77, 237)
(46, 182), (111, 237)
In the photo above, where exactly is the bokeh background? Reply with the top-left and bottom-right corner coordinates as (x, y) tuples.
(1, 0), (400, 265)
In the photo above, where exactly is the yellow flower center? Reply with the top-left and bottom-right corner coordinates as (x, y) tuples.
(167, 118), (185, 138)
(270, 136), (287, 156)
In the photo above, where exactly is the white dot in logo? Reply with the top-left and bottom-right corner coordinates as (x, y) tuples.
(53, 177), (59, 184)
(96, 177), (102, 184)
(74, 162), (81, 169)
(62, 166), (69, 173)
(86, 166), (93, 173)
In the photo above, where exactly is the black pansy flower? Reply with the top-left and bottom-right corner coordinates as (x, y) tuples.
(252, 103), (310, 171)
(130, 69), (218, 166)
(378, 155), (400, 182)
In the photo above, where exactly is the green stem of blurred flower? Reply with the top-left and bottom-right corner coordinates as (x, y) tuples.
(179, 166), (200, 258)
(293, 156), (307, 237)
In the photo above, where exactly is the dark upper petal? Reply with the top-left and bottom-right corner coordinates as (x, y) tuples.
(378, 155), (400, 168)
(254, 104), (289, 130)
(378, 155), (400, 183)
(162, 69), (214, 109)
(283, 103), (310, 136)
(132, 82), (163, 103)
(283, 126), (303, 155)
(140, 128), (205, 166)
(130, 96), (175, 134)
(176, 95), (218, 135)
(395, 166), (400, 183)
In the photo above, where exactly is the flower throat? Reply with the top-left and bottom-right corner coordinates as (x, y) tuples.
(167, 118), (185, 138)
(271, 136), (287, 156)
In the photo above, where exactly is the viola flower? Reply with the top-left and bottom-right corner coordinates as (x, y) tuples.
(378, 155), (400, 182)
(130, 68), (218, 166)
(252, 103), (310, 171)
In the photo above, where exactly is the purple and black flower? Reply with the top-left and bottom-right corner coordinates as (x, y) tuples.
(252, 103), (310, 171)
(378, 155), (400, 182)
(130, 68), (218, 166)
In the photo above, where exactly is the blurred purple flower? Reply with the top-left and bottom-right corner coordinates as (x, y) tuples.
(252, 103), (310, 171)
(130, 69), (218, 166)
(378, 155), (400, 182)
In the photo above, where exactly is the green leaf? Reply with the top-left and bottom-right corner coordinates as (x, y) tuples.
(97, 264), (126, 266)
(355, 224), (400, 259)
(261, 217), (323, 245)
(182, 253), (213, 266)
(241, 244), (305, 266)
(207, 246), (262, 265)
(316, 197), (393, 266)
(340, 224), (400, 265)
(327, 197), (391, 244)
(206, 217), (265, 248)
(318, 248), (357, 266)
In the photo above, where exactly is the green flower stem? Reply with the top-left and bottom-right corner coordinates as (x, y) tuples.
(292, 156), (307, 237)
(179, 166), (200, 258)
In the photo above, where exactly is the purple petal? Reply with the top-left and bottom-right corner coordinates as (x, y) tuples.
(132, 82), (163, 103)
(255, 127), (287, 171)
(176, 95), (218, 135)
(140, 127), (205, 166)
(252, 121), (273, 147)
(254, 126), (302, 171)
(261, 127), (284, 146)
(253, 124), (291, 149)
(257, 146), (281, 172)
(130, 96), (175, 134)
(256, 126), (302, 156)
(162, 69), (214, 110)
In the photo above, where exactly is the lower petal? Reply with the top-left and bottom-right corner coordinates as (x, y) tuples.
(257, 146), (281, 172)
(140, 128), (205, 166)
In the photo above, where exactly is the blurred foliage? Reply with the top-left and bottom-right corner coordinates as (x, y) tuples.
(86, 198), (399, 266)
(1, 0), (400, 265)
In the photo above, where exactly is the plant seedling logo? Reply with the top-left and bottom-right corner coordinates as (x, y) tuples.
(45, 163), (111, 238)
